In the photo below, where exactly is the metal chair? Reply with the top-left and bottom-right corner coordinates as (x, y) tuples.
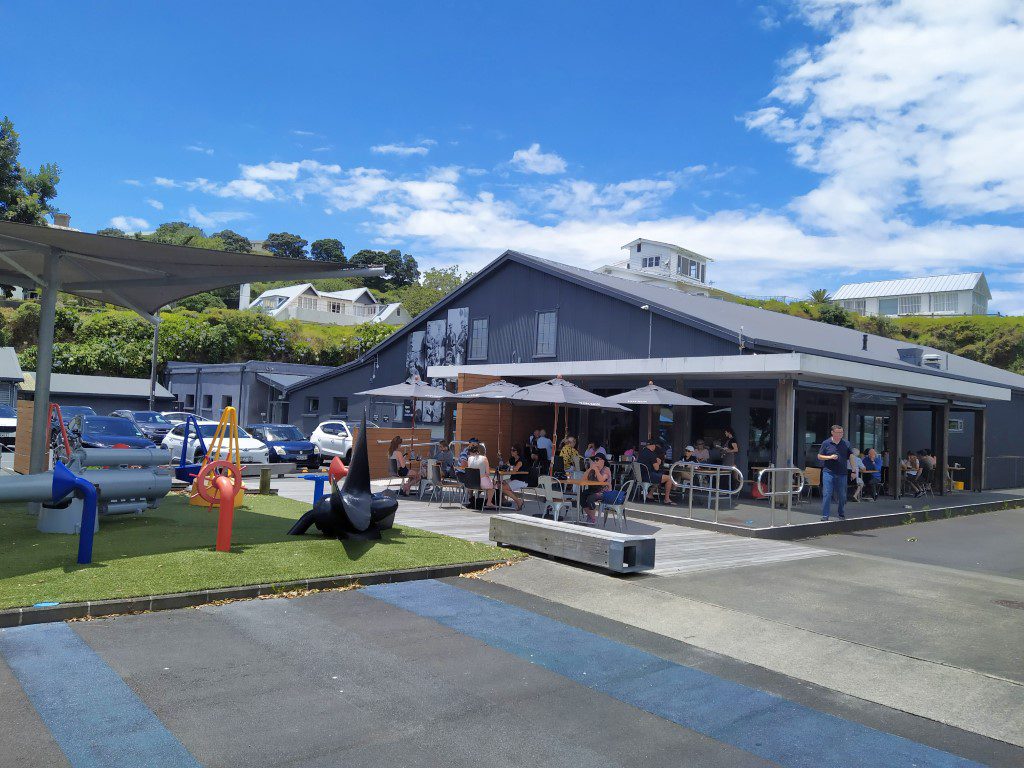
(425, 461), (465, 507)
(631, 461), (660, 502)
(462, 467), (491, 509)
(537, 475), (578, 522)
(598, 480), (635, 532)
(386, 458), (406, 493)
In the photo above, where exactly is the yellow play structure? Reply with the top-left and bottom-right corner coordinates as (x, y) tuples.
(190, 406), (246, 508)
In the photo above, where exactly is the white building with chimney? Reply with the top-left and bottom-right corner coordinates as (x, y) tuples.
(596, 238), (712, 294)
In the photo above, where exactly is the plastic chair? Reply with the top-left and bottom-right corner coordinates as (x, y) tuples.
(802, 467), (822, 500)
(537, 475), (577, 522)
(598, 480), (635, 532)
(462, 467), (487, 509)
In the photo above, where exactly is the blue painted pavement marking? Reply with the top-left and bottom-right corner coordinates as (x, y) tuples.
(365, 580), (986, 768)
(0, 622), (201, 768)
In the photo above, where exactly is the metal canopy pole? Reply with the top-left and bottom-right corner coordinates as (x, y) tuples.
(147, 319), (161, 411)
(29, 250), (61, 475)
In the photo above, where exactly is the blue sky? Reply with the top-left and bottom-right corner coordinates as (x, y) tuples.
(5, 1), (1024, 310)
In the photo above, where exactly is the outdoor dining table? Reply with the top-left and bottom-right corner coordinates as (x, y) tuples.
(559, 477), (612, 523)
(946, 465), (967, 492)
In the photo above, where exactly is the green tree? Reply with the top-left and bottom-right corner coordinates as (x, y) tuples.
(96, 227), (128, 238)
(808, 288), (832, 304)
(310, 237), (346, 263)
(9, 301), (40, 348)
(349, 248), (420, 290)
(264, 232), (308, 259)
(211, 229), (252, 252)
(144, 220), (225, 250)
(382, 266), (466, 317)
(176, 292), (227, 312)
(816, 303), (854, 328)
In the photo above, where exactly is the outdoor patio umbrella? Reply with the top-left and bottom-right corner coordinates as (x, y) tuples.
(608, 381), (710, 444)
(509, 376), (629, 467)
(449, 380), (522, 461)
(356, 376), (456, 454)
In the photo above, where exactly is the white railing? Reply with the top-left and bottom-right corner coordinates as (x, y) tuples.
(755, 467), (806, 527)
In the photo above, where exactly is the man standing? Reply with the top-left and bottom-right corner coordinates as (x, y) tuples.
(817, 425), (853, 521)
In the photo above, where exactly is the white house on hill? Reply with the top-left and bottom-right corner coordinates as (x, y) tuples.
(833, 273), (990, 317)
(247, 283), (409, 327)
(596, 238), (712, 293)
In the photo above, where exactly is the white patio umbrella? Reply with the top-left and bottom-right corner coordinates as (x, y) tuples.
(449, 380), (522, 461)
(608, 381), (710, 443)
(356, 376), (456, 451)
(509, 376), (629, 467)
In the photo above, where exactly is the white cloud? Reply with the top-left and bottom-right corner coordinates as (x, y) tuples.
(122, 179), (141, 186)
(746, 0), (1024, 233)
(291, 129), (315, 137)
(110, 215), (149, 233)
(154, 177), (178, 188)
(186, 206), (251, 229)
(372, 143), (431, 157)
(146, 198), (164, 210)
(510, 143), (567, 175)
(185, 144), (214, 155)
(240, 159), (340, 182)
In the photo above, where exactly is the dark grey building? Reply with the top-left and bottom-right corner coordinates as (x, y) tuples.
(283, 251), (1024, 490)
(163, 361), (332, 427)
(0, 347), (22, 407)
(20, 371), (175, 414)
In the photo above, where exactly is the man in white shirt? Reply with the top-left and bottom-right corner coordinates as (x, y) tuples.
(535, 429), (553, 465)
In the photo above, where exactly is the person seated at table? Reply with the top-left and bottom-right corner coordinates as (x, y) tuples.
(862, 448), (882, 500)
(639, 437), (675, 504)
(535, 429), (553, 464)
(693, 439), (710, 463)
(903, 450), (923, 497)
(583, 441), (598, 459)
(506, 446), (530, 495)
(621, 445), (636, 461)
(581, 452), (613, 524)
(458, 437), (480, 467)
(432, 439), (456, 478)
(389, 435), (420, 495)
(559, 437), (581, 471)
(676, 445), (697, 484)
(525, 447), (542, 487)
(466, 444), (523, 511)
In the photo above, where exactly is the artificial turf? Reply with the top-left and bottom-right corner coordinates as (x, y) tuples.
(0, 493), (508, 610)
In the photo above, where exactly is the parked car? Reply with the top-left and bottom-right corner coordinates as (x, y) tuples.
(248, 423), (321, 469)
(161, 420), (270, 464)
(0, 403), (16, 448)
(110, 410), (175, 443)
(68, 414), (157, 450)
(309, 420), (359, 463)
(161, 411), (196, 426)
(53, 405), (96, 424)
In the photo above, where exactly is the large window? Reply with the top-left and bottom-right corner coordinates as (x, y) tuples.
(329, 300), (343, 314)
(898, 294), (921, 315)
(842, 299), (866, 314)
(297, 295), (319, 311)
(972, 291), (987, 315)
(641, 256), (661, 269)
(878, 297), (899, 316)
(535, 311), (557, 357)
(929, 292), (957, 313)
(469, 318), (489, 360)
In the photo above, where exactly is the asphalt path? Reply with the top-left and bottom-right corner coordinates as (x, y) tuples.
(2, 577), (1020, 768)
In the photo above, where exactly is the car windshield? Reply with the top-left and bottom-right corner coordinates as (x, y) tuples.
(195, 424), (251, 438)
(82, 417), (145, 437)
(262, 425), (305, 441)
(60, 406), (96, 419)
(0, 404), (15, 418)
(133, 411), (171, 425)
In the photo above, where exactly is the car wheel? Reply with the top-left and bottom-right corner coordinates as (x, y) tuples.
(344, 449), (352, 463)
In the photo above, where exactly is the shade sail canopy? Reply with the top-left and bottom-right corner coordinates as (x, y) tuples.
(0, 221), (382, 315)
(608, 381), (710, 407)
(449, 379), (522, 403)
(510, 377), (629, 411)
(356, 376), (455, 401)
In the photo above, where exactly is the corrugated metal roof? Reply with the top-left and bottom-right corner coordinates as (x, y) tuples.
(0, 347), (23, 382)
(255, 372), (316, 390)
(20, 372), (173, 399)
(833, 273), (987, 300)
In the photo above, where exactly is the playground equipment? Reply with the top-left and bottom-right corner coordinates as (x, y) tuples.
(298, 457), (349, 506)
(173, 414), (208, 482)
(0, 447), (172, 561)
(193, 460), (240, 552)
(190, 407), (245, 508)
(47, 403), (73, 466)
(288, 415), (397, 541)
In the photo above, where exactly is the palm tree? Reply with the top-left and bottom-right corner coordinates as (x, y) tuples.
(808, 288), (832, 304)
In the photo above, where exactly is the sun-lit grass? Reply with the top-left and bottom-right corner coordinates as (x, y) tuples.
(0, 494), (507, 609)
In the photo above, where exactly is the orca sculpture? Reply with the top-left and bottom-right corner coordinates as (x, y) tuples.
(287, 414), (398, 541)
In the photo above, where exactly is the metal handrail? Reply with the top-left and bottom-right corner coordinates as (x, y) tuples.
(668, 461), (745, 522)
(755, 467), (806, 527)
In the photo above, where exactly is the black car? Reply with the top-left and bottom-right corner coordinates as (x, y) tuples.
(68, 414), (157, 450)
(110, 410), (175, 442)
(248, 423), (322, 469)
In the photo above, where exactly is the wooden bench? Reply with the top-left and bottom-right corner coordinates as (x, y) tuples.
(489, 513), (655, 574)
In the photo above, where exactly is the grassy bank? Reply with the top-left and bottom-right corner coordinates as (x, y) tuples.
(0, 494), (507, 610)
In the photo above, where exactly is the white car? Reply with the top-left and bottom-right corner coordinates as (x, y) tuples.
(309, 420), (356, 462)
(161, 411), (197, 426)
(161, 421), (270, 464)
(0, 403), (16, 448)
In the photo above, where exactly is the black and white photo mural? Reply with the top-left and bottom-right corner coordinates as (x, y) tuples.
(404, 308), (469, 423)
